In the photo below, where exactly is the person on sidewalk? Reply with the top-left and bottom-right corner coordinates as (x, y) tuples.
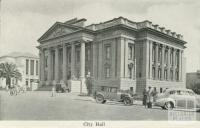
(147, 86), (153, 108)
(51, 86), (56, 97)
(142, 88), (148, 108)
(152, 87), (158, 104)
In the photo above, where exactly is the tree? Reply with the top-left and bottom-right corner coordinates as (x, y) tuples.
(0, 62), (22, 88)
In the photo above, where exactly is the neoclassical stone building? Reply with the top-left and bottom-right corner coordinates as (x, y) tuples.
(37, 17), (186, 94)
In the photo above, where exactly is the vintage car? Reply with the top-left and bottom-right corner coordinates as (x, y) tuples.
(55, 83), (70, 93)
(94, 86), (136, 105)
(154, 88), (200, 110)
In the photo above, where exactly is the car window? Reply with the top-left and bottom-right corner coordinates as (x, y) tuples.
(169, 90), (176, 95)
(177, 90), (189, 95)
(188, 91), (195, 96)
(110, 88), (117, 93)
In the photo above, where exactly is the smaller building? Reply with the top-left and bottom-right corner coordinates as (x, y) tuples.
(186, 70), (200, 92)
(0, 52), (39, 90)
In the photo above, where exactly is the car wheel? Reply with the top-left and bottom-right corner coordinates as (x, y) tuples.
(124, 98), (132, 106)
(164, 102), (174, 110)
(102, 100), (107, 104)
(96, 94), (105, 104)
(161, 106), (166, 109)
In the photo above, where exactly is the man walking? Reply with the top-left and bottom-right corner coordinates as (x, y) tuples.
(147, 86), (153, 108)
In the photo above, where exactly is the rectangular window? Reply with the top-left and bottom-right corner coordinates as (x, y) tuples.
(158, 48), (162, 62)
(26, 79), (29, 86)
(68, 49), (71, 63)
(76, 50), (80, 62)
(45, 56), (48, 67)
(152, 67), (155, 79)
(36, 60), (38, 75)
(164, 69), (167, 80)
(30, 60), (34, 75)
(105, 67), (111, 78)
(128, 45), (132, 60)
(170, 51), (173, 65)
(170, 70), (173, 80)
(159, 69), (161, 80)
(26, 59), (29, 75)
(105, 45), (111, 59)
(176, 52), (179, 66)
(176, 71), (179, 81)
(164, 50), (168, 64)
(128, 67), (132, 79)
(152, 45), (156, 62)
(86, 49), (91, 61)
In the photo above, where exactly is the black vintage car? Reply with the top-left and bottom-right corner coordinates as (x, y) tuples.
(94, 87), (136, 105)
(55, 83), (70, 93)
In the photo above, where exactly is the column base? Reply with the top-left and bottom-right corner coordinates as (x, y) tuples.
(80, 78), (87, 94)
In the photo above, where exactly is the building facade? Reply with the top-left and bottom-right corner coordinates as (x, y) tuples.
(0, 52), (39, 89)
(38, 17), (186, 94)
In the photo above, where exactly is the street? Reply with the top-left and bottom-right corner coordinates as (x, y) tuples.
(0, 91), (200, 120)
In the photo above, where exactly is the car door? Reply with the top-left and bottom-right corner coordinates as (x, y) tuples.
(108, 88), (118, 101)
(174, 90), (189, 109)
(184, 91), (196, 110)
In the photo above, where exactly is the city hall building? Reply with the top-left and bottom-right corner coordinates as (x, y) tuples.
(37, 17), (186, 94)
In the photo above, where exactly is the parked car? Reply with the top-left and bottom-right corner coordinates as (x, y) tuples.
(55, 83), (70, 93)
(94, 86), (136, 105)
(154, 88), (200, 110)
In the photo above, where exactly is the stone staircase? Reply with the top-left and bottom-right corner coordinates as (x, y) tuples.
(69, 80), (87, 94)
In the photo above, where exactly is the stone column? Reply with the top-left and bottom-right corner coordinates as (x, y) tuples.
(47, 48), (52, 84)
(173, 49), (176, 81)
(124, 38), (129, 78)
(39, 49), (45, 85)
(144, 39), (149, 79)
(161, 45), (165, 80)
(155, 43), (159, 80)
(149, 41), (153, 79)
(178, 50), (182, 81)
(98, 41), (103, 79)
(62, 44), (67, 83)
(28, 59), (31, 87)
(80, 41), (85, 78)
(80, 40), (87, 94)
(111, 41), (116, 78)
(71, 42), (75, 79)
(54, 47), (59, 83)
(167, 47), (171, 81)
(92, 42), (97, 78)
(120, 37), (125, 78)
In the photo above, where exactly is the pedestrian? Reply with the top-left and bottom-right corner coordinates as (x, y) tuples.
(152, 87), (158, 103)
(142, 88), (148, 108)
(147, 86), (153, 108)
(51, 86), (56, 97)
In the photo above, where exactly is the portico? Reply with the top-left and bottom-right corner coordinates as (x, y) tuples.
(39, 37), (92, 93)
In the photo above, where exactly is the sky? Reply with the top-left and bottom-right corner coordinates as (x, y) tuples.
(0, 0), (200, 72)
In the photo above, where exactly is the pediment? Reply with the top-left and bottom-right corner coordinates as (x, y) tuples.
(38, 22), (79, 42)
